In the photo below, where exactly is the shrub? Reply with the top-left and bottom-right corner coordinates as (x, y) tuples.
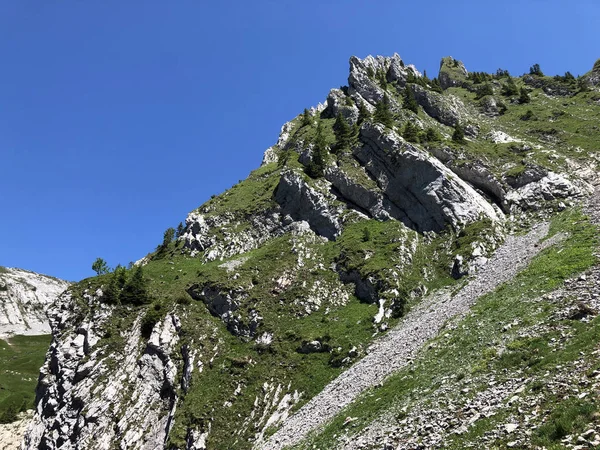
(402, 122), (420, 143)
(475, 83), (493, 100)
(452, 123), (466, 143)
(519, 87), (531, 104)
(520, 110), (536, 121)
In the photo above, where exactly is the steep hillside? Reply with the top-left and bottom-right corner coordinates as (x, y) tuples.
(0, 267), (69, 431)
(23, 54), (600, 450)
(0, 267), (70, 338)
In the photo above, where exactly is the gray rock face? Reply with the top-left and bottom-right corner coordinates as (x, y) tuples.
(23, 290), (182, 450)
(322, 88), (359, 124)
(585, 59), (600, 87)
(356, 123), (500, 232)
(275, 171), (342, 240)
(347, 54), (414, 110)
(187, 285), (261, 338)
(505, 172), (581, 211)
(438, 57), (468, 90)
(325, 166), (403, 221)
(410, 84), (466, 127)
(0, 268), (70, 339)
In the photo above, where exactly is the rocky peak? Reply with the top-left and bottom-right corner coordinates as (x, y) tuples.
(438, 56), (468, 90)
(348, 54), (420, 106)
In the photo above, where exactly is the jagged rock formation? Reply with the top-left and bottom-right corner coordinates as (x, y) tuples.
(24, 290), (181, 450)
(0, 268), (70, 338)
(20, 53), (600, 450)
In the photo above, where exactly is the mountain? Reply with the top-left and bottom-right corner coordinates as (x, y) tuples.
(0, 267), (69, 447)
(20, 54), (600, 449)
(0, 267), (70, 339)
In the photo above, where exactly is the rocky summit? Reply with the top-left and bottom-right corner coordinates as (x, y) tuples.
(7, 53), (600, 449)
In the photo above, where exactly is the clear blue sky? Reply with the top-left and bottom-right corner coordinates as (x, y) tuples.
(1, 1), (598, 281)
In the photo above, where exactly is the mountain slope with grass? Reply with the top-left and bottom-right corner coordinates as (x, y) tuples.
(22, 53), (600, 450)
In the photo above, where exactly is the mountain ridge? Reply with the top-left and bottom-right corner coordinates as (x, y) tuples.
(15, 53), (600, 449)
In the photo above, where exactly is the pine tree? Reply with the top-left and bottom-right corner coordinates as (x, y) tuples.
(176, 222), (185, 238)
(333, 112), (354, 153)
(120, 266), (150, 306)
(501, 77), (519, 97)
(402, 122), (420, 143)
(357, 102), (371, 124)
(402, 87), (419, 114)
(301, 108), (312, 127)
(306, 120), (328, 178)
(102, 274), (120, 305)
(519, 87), (531, 104)
(373, 94), (394, 128)
(452, 123), (466, 143)
(529, 64), (544, 76)
(92, 258), (110, 275)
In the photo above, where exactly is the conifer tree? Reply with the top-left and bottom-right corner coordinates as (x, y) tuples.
(373, 94), (394, 128)
(102, 274), (120, 305)
(333, 112), (354, 153)
(306, 120), (328, 178)
(176, 222), (185, 238)
(120, 266), (150, 306)
(501, 77), (519, 97)
(402, 122), (420, 143)
(519, 87), (531, 104)
(301, 108), (312, 127)
(402, 87), (419, 114)
(357, 102), (371, 124)
(452, 123), (466, 144)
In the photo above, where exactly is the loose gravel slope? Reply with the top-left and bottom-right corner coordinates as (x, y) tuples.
(260, 222), (560, 450)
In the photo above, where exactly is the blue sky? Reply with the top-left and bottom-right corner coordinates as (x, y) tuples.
(1, 1), (598, 281)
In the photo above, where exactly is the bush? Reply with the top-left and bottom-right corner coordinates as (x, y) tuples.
(452, 123), (466, 143)
(402, 122), (420, 143)
(141, 302), (165, 338)
(120, 266), (150, 305)
(519, 87), (531, 104)
(529, 63), (544, 76)
(475, 83), (493, 100)
(520, 110), (536, 121)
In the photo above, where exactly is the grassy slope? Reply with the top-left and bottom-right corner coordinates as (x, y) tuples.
(295, 208), (598, 449)
(0, 334), (51, 423)
(25, 62), (600, 447)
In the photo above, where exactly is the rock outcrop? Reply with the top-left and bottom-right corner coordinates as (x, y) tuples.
(438, 56), (468, 90)
(355, 123), (500, 232)
(23, 289), (181, 450)
(0, 268), (69, 338)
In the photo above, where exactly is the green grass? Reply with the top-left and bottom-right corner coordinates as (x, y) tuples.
(294, 208), (597, 449)
(0, 334), (51, 423)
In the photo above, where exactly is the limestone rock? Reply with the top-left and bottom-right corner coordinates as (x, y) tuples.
(438, 57), (468, 90)
(505, 172), (581, 210)
(322, 88), (359, 124)
(410, 84), (466, 127)
(356, 123), (501, 232)
(275, 171), (342, 240)
(0, 268), (70, 338)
